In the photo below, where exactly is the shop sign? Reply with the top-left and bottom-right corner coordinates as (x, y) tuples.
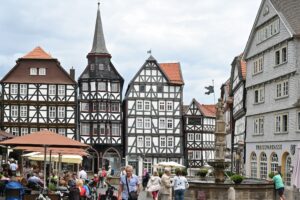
(256, 144), (282, 150)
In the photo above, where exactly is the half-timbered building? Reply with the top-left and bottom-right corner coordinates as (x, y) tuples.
(183, 99), (216, 176)
(0, 47), (77, 139)
(124, 56), (184, 176)
(78, 3), (124, 173)
(229, 54), (247, 174)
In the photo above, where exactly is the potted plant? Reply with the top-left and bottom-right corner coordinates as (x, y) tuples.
(230, 174), (244, 184)
(197, 168), (208, 179)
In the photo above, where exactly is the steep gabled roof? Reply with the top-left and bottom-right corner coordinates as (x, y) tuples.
(195, 100), (216, 117)
(159, 63), (184, 85)
(270, 0), (300, 36)
(22, 46), (53, 59)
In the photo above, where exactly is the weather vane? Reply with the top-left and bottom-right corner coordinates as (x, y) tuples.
(147, 49), (152, 55)
(98, 0), (100, 8)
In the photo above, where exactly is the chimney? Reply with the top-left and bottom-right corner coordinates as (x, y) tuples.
(70, 67), (75, 80)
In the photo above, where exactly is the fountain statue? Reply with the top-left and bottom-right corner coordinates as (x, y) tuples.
(208, 98), (230, 183)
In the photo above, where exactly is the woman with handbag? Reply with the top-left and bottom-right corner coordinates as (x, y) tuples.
(146, 171), (161, 200)
(117, 165), (140, 200)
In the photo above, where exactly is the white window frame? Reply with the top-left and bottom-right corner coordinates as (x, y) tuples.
(11, 127), (19, 136)
(144, 118), (151, 129)
(160, 137), (166, 147)
(260, 152), (268, 179)
(20, 84), (27, 95)
(81, 123), (90, 136)
(137, 136), (143, 147)
(145, 137), (151, 148)
(58, 128), (65, 135)
(257, 18), (279, 43)
(250, 153), (257, 178)
(270, 153), (279, 173)
(100, 124), (105, 135)
(81, 103), (89, 112)
(49, 106), (56, 118)
(275, 113), (288, 133)
(167, 101), (173, 111)
(58, 85), (65, 96)
(276, 80), (288, 98)
(195, 133), (201, 141)
(111, 83), (119, 92)
(254, 117), (264, 135)
(275, 46), (287, 66)
(159, 101), (165, 111)
(49, 85), (56, 95)
(99, 102), (106, 111)
(112, 124), (120, 136)
(187, 133), (194, 141)
(39, 68), (46, 75)
(159, 118), (166, 129)
(144, 101), (150, 111)
(21, 128), (28, 136)
(11, 105), (18, 117)
(11, 84), (18, 95)
(137, 100), (143, 111)
(111, 103), (119, 112)
(20, 106), (27, 117)
(98, 82), (106, 91)
(253, 56), (263, 75)
(30, 68), (37, 75)
(136, 118), (143, 128)
(82, 82), (89, 91)
(254, 87), (264, 104)
(167, 118), (173, 129)
(167, 137), (174, 148)
(30, 128), (38, 133)
(58, 106), (65, 118)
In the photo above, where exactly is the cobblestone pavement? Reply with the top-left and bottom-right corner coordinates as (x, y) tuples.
(98, 185), (152, 200)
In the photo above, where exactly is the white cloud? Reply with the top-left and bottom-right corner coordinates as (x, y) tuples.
(0, 0), (261, 104)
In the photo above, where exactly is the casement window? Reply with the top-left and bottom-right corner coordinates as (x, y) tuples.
(90, 64), (95, 71)
(276, 80), (288, 98)
(159, 101), (165, 111)
(260, 152), (268, 179)
(20, 106), (27, 117)
(112, 124), (120, 136)
(136, 118), (143, 128)
(275, 46), (287, 65)
(49, 85), (56, 95)
(144, 101), (150, 111)
(58, 128), (65, 135)
(250, 152), (257, 178)
(11, 128), (19, 136)
(10, 84), (18, 94)
(275, 113), (288, 133)
(167, 119), (173, 129)
(99, 102), (106, 111)
(111, 103), (119, 112)
(11, 105), (18, 117)
(92, 124), (97, 135)
(254, 117), (264, 135)
(137, 100), (143, 110)
(30, 128), (38, 133)
(137, 136), (143, 147)
(187, 133), (194, 141)
(285, 156), (292, 186)
(81, 124), (90, 135)
(49, 106), (56, 118)
(144, 118), (151, 129)
(193, 151), (201, 160)
(159, 118), (166, 129)
(100, 124), (105, 135)
(253, 57), (263, 74)
(167, 101), (173, 111)
(99, 64), (104, 70)
(81, 103), (89, 112)
(160, 137), (166, 147)
(139, 85), (145, 92)
(98, 82), (106, 91)
(188, 151), (193, 160)
(158, 158), (167, 163)
(49, 128), (56, 133)
(195, 133), (201, 141)
(270, 153), (279, 173)
(58, 106), (65, 118)
(92, 103), (98, 112)
(157, 85), (163, 93)
(58, 85), (65, 96)
(21, 128), (28, 136)
(167, 137), (174, 147)
(82, 82), (89, 91)
(20, 84), (27, 95)
(106, 124), (110, 135)
(145, 137), (151, 148)
(257, 18), (279, 43)
(39, 68), (46, 75)
(254, 87), (264, 103)
(30, 68), (37, 75)
(111, 83), (119, 92)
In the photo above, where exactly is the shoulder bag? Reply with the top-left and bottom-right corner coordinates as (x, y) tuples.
(125, 176), (138, 200)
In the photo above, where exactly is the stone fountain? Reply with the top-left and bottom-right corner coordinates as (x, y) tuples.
(207, 98), (230, 183)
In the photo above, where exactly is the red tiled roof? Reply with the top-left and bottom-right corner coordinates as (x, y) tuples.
(159, 63), (184, 85)
(23, 46), (53, 59)
(240, 59), (247, 80)
(193, 99), (216, 117)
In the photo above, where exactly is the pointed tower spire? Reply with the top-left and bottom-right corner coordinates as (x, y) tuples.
(90, 2), (109, 55)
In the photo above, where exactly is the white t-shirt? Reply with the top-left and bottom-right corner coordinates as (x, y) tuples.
(172, 175), (189, 190)
(79, 170), (87, 179)
(10, 163), (18, 171)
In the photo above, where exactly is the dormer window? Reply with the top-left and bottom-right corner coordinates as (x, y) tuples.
(30, 68), (37, 75)
(39, 68), (46, 75)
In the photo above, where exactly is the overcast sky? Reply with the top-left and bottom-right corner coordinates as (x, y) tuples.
(0, 0), (261, 105)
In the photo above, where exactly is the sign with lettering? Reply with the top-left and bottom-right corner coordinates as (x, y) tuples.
(256, 144), (282, 150)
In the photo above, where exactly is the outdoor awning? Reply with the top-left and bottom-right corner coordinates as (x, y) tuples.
(26, 154), (83, 164)
(13, 146), (89, 156)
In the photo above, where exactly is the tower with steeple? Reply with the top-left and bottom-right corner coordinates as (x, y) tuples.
(78, 3), (124, 172)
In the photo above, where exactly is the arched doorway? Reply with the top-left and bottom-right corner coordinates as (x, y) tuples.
(102, 148), (121, 175)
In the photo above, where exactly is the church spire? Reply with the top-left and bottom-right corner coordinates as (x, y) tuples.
(89, 2), (109, 55)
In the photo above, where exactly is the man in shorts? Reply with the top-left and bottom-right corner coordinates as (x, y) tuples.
(271, 171), (286, 200)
